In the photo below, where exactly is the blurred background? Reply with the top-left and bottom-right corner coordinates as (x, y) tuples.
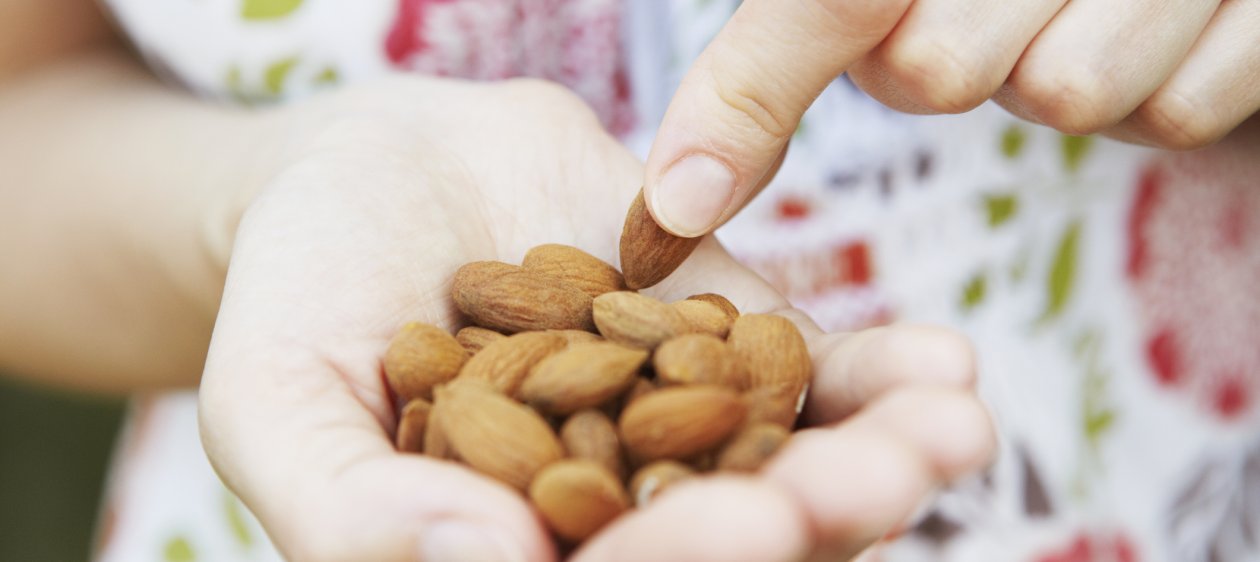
(0, 376), (125, 562)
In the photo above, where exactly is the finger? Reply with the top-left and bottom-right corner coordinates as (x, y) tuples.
(764, 386), (996, 560)
(998, 0), (1221, 135)
(1108, 0), (1260, 149)
(644, 0), (910, 238)
(848, 0), (1065, 114)
(201, 345), (554, 562)
(648, 240), (977, 425)
(571, 477), (810, 562)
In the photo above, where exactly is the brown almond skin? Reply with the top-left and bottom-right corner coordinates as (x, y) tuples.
(423, 400), (455, 459)
(519, 342), (648, 415)
(395, 399), (432, 454)
(619, 189), (703, 290)
(622, 377), (657, 406)
(654, 333), (745, 389)
(523, 244), (627, 298)
(384, 322), (469, 401)
(560, 409), (625, 480)
(455, 326), (505, 354)
(436, 382), (564, 490)
(716, 423), (791, 472)
(452, 262), (595, 333)
(686, 293), (740, 321)
(460, 331), (567, 394)
(743, 385), (809, 430)
(629, 460), (696, 506)
(547, 329), (603, 345)
(727, 314), (811, 399)
(529, 460), (629, 543)
(619, 385), (747, 460)
(593, 291), (690, 349)
(671, 299), (734, 338)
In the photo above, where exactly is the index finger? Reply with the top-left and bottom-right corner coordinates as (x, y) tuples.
(644, 0), (910, 238)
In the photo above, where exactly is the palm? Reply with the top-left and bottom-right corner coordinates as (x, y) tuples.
(200, 79), (993, 562)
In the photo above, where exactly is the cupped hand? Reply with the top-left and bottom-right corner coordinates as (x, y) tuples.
(198, 77), (995, 562)
(644, 0), (1260, 238)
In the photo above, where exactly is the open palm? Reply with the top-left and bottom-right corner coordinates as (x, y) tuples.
(199, 77), (994, 562)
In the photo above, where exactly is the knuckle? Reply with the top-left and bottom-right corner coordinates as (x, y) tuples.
(1138, 91), (1227, 150)
(1017, 67), (1123, 135)
(887, 36), (995, 113)
(709, 64), (796, 141)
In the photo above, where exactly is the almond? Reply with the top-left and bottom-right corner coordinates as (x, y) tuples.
(523, 244), (626, 298)
(654, 333), (745, 389)
(686, 293), (739, 322)
(384, 322), (468, 401)
(560, 409), (624, 479)
(619, 385), (747, 460)
(716, 423), (790, 472)
(424, 400), (455, 460)
(743, 385), (809, 430)
(460, 331), (567, 394)
(547, 329), (603, 345)
(629, 460), (695, 506)
(529, 460), (629, 543)
(452, 261), (595, 333)
(619, 189), (703, 290)
(727, 314), (811, 399)
(622, 377), (657, 407)
(455, 326), (505, 354)
(435, 382), (564, 490)
(671, 299), (734, 338)
(395, 398), (431, 454)
(519, 342), (647, 415)
(593, 291), (689, 349)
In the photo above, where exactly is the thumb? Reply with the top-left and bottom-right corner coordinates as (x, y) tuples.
(645, 0), (910, 237)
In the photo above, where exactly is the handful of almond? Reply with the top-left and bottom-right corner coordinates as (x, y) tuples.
(385, 241), (811, 545)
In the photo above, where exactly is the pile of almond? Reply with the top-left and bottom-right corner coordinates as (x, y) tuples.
(385, 194), (810, 545)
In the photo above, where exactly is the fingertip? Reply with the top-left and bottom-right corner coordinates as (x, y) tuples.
(854, 387), (998, 481)
(648, 154), (736, 238)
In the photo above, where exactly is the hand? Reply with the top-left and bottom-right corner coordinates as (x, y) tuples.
(199, 77), (995, 561)
(644, 0), (1260, 238)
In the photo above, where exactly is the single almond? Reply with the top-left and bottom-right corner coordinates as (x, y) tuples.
(593, 291), (689, 349)
(671, 299), (734, 338)
(423, 400), (455, 459)
(743, 385), (809, 430)
(686, 293), (739, 322)
(622, 377), (657, 407)
(455, 326), (505, 354)
(619, 385), (747, 461)
(435, 382), (564, 490)
(727, 314), (811, 399)
(619, 189), (703, 290)
(523, 244), (626, 298)
(395, 398), (432, 454)
(716, 423), (790, 472)
(547, 329), (603, 345)
(452, 261), (595, 333)
(629, 460), (695, 506)
(654, 333), (745, 389)
(384, 322), (468, 401)
(519, 342), (647, 415)
(460, 331), (567, 394)
(560, 409), (625, 479)
(529, 460), (629, 543)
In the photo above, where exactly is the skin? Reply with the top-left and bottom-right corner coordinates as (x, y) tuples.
(644, 0), (1260, 238)
(1, 2), (995, 560)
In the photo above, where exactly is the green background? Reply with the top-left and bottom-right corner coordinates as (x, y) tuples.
(0, 376), (125, 562)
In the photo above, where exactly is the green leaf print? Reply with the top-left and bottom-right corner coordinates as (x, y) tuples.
(961, 272), (987, 311)
(224, 491), (255, 547)
(1061, 134), (1093, 173)
(1000, 124), (1026, 159)
(242, 0), (304, 20)
(984, 194), (1019, 228)
(163, 536), (195, 562)
(314, 66), (339, 86)
(264, 56), (300, 96)
(1039, 219), (1082, 322)
(1084, 409), (1116, 440)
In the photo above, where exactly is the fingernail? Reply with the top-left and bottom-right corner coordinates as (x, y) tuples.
(652, 155), (736, 237)
(419, 520), (523, 562)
